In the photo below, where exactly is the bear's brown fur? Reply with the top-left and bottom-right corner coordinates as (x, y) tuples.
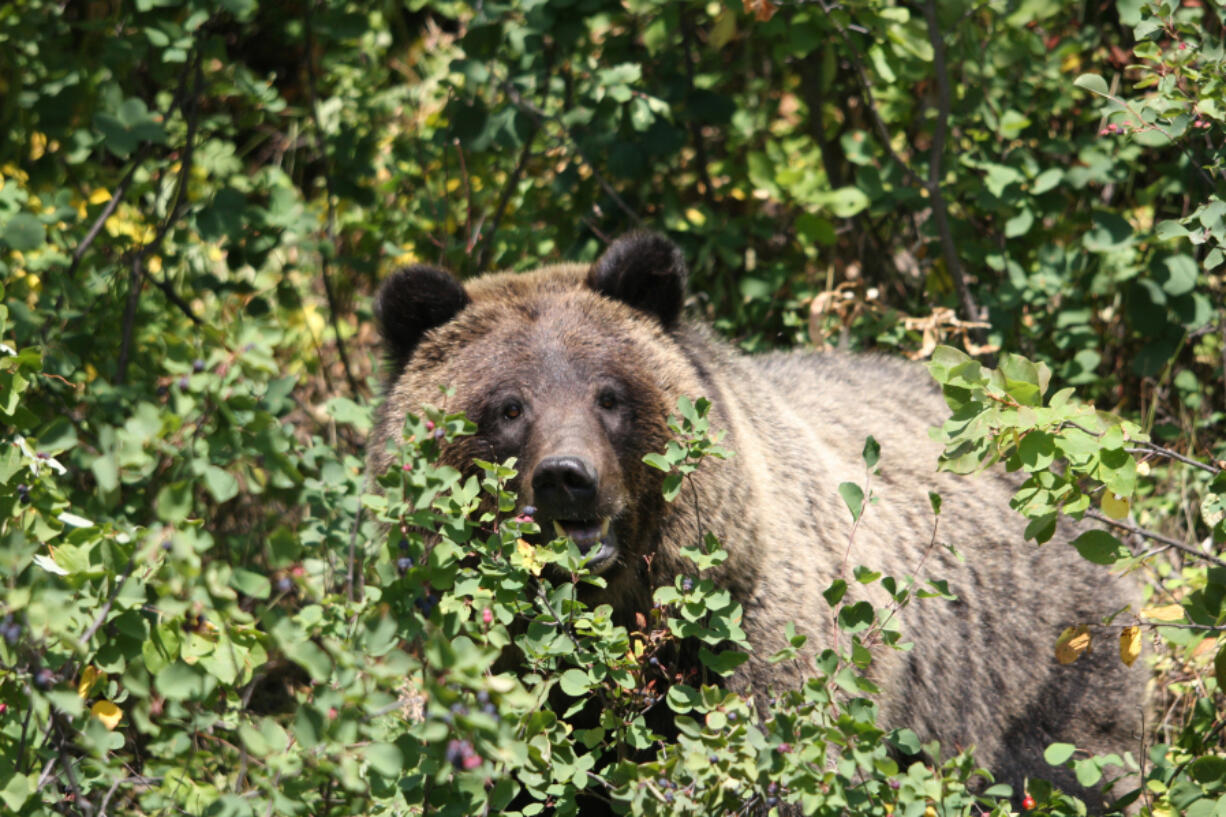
(369, 233), (1145, 810)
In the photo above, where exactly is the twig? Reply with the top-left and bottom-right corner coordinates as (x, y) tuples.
(921, 0), (982, 336)
(679, 16), (716, 203)
(65, 147), (151, 281)
(474, 132), (536, 272)
(303, 0), (361, 398)
(812, 0), (982, 335)
(79, 558), (135, 647)
(1085, 508), (1226, 568)
(116, 49), (206, 382)
(115, 258), (144, 386)
(1126, 441), (1222, 475)
(502, 79), (641, 225)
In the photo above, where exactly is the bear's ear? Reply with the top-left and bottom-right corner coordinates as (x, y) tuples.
(374, 265), (470, 369)
(587, 232), (687, 328)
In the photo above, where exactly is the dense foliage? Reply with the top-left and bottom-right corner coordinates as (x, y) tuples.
(1, 0), (1224, 815)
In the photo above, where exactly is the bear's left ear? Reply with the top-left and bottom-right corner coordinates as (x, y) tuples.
(587, 232), (687, 328)
(374, 264), (471, 370)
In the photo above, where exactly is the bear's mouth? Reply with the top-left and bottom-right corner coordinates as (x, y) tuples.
(551, 518), (619, 574)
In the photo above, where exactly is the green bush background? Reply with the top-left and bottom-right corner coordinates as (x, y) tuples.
(1, 0), (1224, 814)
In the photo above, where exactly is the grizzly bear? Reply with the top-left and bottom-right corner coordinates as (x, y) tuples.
(368, 232), (1144, 810)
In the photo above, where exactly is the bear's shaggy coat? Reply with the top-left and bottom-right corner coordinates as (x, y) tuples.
(369, 233), (1144, 809)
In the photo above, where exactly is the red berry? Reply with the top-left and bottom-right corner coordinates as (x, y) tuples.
(1022, 795), (1036, 810)
(0, 702), (7, 715)
(482, 608), (492, 625)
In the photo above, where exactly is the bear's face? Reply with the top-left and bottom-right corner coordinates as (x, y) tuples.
(373, 234), (691, 580)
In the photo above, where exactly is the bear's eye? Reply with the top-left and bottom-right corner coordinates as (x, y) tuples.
(502, 401), (523, 421)
(597, 391), (618, 411)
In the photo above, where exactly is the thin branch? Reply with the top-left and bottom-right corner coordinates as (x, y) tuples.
(66, 147), (151, 281)
(304, 0), (361, 398)
(1127, 441), (1222, 475)
(813, 0), (983, 335)
(679, 16), (716, 203)
(921, 0), (982, 335)
(473, 130), (536, 273)
(502, 79), (641, 225)
(79, 559), (135, 647)
(116, 48), (206, 382)
(1086, 508), (1226, 568)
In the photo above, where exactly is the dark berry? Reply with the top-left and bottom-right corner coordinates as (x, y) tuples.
(766, 796), (778, 807)
(649, 656), (660, 667)
(398, 537), (410, 552)
(177, 376), (189, 390)
(397, 557), (414, 574)
(433, 427), (445, 440)
(681, 577), (693, 592)
(16, 484), (29, 504)
(4, 623), (21, 645)
(34, 668), (55, 690)
(522, 505), (537, 517)
(727, 711), (737, 721)
(192, 359), (205, 373)
(477, 690), (490, 704)
(276, 577), (293, 594)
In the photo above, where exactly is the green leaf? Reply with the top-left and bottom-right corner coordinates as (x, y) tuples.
(837, 600), (873, 634)
(230, 567), (271, 600)
(204, 464), (239, 503)
(1215, 642), (1226, 692)
(823, 578), (847, 607)
(815, 186), (870, 218)
(1044, 742), (1077, 765)
(365, 742), (405, 777)
(1070, 530), (1129, 565)
(155, 481), (193, 523)
(862, 436), (880, 469)
(1073, 73), (1111, 98)
(559, 668), (591, 696)
(698, 646), (748, 675)
(2, 213), (46, 252)
(642, 452), (671, 472)
(155, 661), (208, 701)
(838, 481), (864, 521)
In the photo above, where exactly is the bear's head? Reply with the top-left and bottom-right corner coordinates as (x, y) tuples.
(372, 233), (694, 585)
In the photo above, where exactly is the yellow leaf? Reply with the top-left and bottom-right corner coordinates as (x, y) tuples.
(1119, 626), (1141, 667)
(89, 188), (112, 205)
(1055, 625), (1092, 664)
(78, 666), (105, 699)
(91, 700), (122, 730)
(1142, 604), (1184, 622)
(515, 538), (542, 576)
(1100, 492), (1130, 520)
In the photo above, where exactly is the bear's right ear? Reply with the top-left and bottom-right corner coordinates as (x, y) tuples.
(587, 232), (687, 328)
(374, 265), (470, 369)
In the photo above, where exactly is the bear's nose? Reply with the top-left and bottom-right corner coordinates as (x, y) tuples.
(532, 455), (599, 516)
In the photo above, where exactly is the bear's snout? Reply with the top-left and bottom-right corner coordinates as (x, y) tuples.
(531, 455), (599, 518)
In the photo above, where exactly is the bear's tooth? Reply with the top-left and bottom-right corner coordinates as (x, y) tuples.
(553, 520), (566, 539)
(600, 518), (610, 538)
